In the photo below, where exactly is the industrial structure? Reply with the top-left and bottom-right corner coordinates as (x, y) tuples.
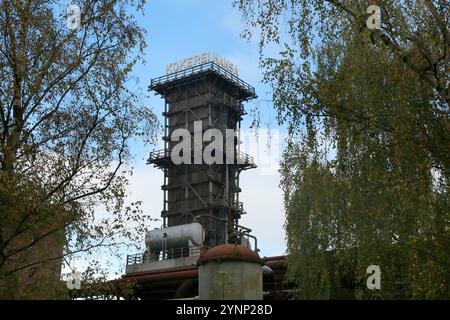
(148, 60), (257, 248)
(122, 56), (287, 299)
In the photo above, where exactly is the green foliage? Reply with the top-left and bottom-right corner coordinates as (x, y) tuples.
(0, 0), (157, 298)
(68, 266), (139, 300)
(236, 0), (449, 299)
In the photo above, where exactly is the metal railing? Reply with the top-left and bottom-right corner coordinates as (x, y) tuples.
(148, 148), (255, 166)
(237, 151), (255, 166)
(150, 62), (256, 99)
(147, 148), (170, 164)
(126, 246), (203, 266)
(126, 253), (143, 266)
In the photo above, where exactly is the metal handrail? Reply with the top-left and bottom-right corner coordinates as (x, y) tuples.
(126, 253), (143, 265)
(126, 246), (203, 266)
(148, 148), (255, 166)
(237, 151), (255, 165)
(161, 246), (202, 261)
(147, 148), (170, 163)
(150, 62), (256, 98)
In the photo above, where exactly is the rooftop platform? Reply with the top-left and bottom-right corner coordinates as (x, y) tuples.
(149, 61), (257, 102)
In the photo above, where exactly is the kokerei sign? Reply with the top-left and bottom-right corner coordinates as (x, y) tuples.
(166, 52), (239, 76)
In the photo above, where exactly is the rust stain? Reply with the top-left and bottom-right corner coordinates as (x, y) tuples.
(197, 244), (263, 265)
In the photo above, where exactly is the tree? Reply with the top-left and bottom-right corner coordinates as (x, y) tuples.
(0, 0), (157, 298)
(235, 0), (449, 298)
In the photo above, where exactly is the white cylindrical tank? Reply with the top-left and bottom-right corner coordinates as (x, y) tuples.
(145, 223), (204, 251)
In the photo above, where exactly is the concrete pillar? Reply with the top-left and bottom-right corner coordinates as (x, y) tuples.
(198, 245), (263, 300)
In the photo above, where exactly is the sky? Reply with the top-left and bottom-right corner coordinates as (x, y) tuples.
(68, 0), (288, 276)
